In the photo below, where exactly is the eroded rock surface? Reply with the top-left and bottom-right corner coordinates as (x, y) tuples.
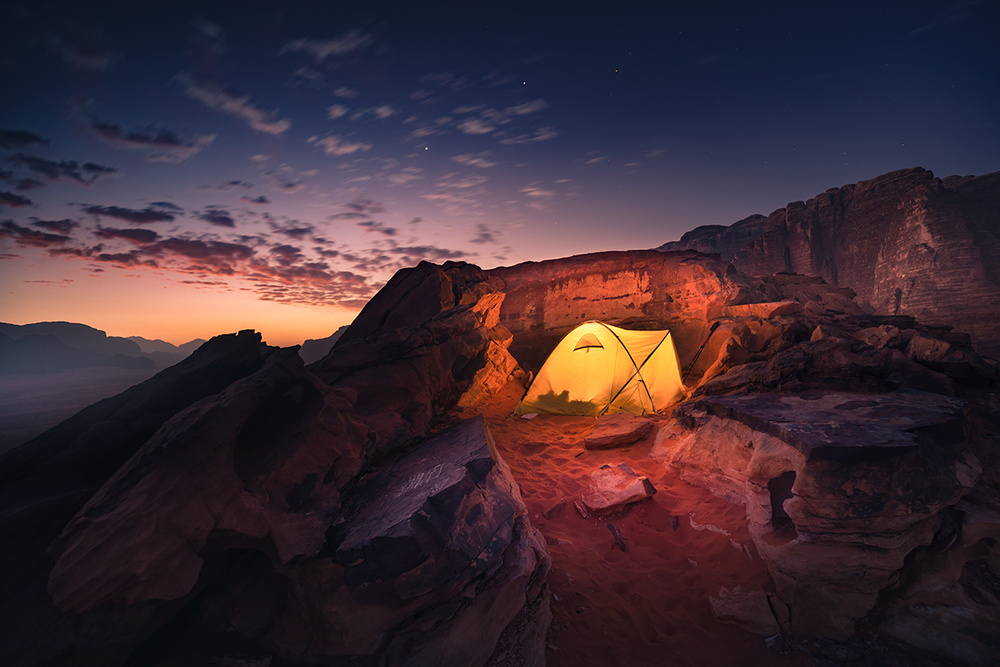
(1, 261), (546, 667)
(583, 414), (654, 450)
(668, 390), (981, 638)
(493, 250), (767, 373)
(581, 463), (657, 514)
(661, 168), (1000, 357)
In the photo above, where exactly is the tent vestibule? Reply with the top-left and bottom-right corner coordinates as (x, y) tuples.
(515, 321), (685, 416)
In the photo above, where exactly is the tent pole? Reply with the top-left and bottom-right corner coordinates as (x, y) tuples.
(596, 323), (665, 415)
(682, 321), (720, 377)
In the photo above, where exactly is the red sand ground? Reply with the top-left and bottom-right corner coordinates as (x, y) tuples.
(449, 382), (812, 666)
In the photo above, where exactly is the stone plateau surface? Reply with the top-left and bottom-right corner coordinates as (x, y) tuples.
(660, 167), (1000, 358)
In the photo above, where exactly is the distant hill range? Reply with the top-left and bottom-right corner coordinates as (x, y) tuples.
(0, 322), (205, 373)
(299, 326), (348, 365)
(0, 321), (349, 374)
(660, 167), (1000, 357)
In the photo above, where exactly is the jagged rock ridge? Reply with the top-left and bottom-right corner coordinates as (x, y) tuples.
(0, 262), (549, 667)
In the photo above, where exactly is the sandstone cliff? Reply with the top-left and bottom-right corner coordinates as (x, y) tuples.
(659, 168), (1000, 358)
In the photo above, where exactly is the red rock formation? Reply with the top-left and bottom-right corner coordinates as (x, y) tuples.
(667, 390), (981, 639)
(494, 249), (766, 373)
(661, 168), (1000, 358)
(1, 262), (548, 666)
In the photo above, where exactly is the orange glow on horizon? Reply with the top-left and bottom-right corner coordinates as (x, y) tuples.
(1, 261), (358, 348)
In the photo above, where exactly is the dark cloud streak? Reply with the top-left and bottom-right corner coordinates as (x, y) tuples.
(83, 205), (175, 223)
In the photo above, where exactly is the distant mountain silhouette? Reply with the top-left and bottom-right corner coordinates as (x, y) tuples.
(298, 326), (348, 364)
(128, 335), (207, 369)
(0, 322), (204, 373)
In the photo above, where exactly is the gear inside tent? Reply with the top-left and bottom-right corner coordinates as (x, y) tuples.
(515, 321), (685, 416)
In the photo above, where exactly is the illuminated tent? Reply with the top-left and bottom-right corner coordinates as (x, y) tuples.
(515, 321), (685, 416)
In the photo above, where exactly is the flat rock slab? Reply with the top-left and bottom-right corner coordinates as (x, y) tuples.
(584, 414), (654, 450)
(695, 389), (966, 461)
(334, 416), (519, 599)
(709, 586), (780, 637)
(581, 463), (656, 514)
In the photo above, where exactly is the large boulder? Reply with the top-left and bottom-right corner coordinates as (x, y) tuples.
(326, 417), (550, 666)
(666, 390), (981, 638)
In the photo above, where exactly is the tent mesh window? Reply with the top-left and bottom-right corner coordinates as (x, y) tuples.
(573, 333), (604, 351)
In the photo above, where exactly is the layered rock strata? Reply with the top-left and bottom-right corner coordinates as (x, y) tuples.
(667, 390), (981, 638)
(493, 249), (766, 373)
(660, 168), (1000, 357)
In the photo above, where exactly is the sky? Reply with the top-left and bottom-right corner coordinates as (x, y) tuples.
(1, 1), (997, 347)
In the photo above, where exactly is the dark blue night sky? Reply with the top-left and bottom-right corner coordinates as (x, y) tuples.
(1, 0), (997, 345)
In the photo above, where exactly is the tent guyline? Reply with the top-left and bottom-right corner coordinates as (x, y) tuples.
(515, 321), (686, 417)
(596, 323), (659, 415)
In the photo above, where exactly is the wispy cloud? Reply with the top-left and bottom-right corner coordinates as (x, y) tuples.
(88, 120), (215, 163)
(258, 163), (316, 193)
(387, 167), (422, 185)
(357, 220), (397, 236)
(506, 99), (549, 115)
(346, 199), (385, 215)
(351, 104), (397, 121)
(46, 32), (113, 70)
(309, 134), (373, 156)
(9, 154), (117, 186)
(470, 223), (499, 244)
(202, 180), (253, 191)
(30, 218), (78, 234)
(0, 191), (33, 208)
(419, 72), (470, 90)
(280, 29), (373, 62)
(456, 117), (497, 135)
(0, 130), (49, 151)
(198, 208), (236, 228)
(150, 201), (183, 211)
(451, 152), (497, 168)
(328, 104), (350, 120)
(241, 195), (270, 205)
(0, 220), (69, 246)
(178, 74), (291, 135)
(269, 221), (315, 239)
(94, 226), (160, 244)
(498, 126), (558, 144)
(334, 86), (360, 99)
(82, 204), (175, 223)
(387, 244), (465, 262)
(521, 185), (556, 198)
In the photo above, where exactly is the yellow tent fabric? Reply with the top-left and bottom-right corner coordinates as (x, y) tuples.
(515, 321), (685, 416)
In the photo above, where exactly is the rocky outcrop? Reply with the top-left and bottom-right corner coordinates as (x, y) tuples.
(660, 168), (1000, 357)
(493, 250), (767, 373)
(583, 414), (654, 450)
(329, 417), (549, 666)
(878, 491), (1000, 666)
(667, 390), (981, 638)
(0, 262), (546, 666)
(580, 463), (657, 515)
